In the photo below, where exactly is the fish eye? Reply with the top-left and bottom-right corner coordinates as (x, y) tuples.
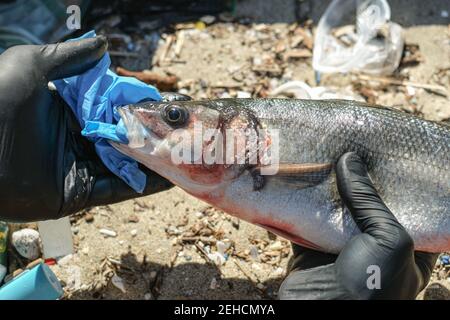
(163, 105), (188, 127)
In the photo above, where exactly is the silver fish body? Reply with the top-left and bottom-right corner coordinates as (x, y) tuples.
(114, 99), (450, 253)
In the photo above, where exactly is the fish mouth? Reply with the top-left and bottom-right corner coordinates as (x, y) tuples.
(117, 105), (160, 151)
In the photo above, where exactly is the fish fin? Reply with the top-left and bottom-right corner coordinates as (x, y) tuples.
(251, 163), (332, 191)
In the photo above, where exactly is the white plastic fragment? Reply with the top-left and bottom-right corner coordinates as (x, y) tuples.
(66, 265), (82, 291)
(99, 228), (117, 237)
(57, 254), (73, 266)
(266, 241), (284, 251)
(236, 91), (252, 98)
(208, 252), (226, 265)
(210, 277), (217, 290)
(194, 211), (204, 218)
(273, 267), (285, 277)
(216, 240), (231, 255)
(144, 292), (153, 300)
(270, 81), (365, 101)
(406, 86), (416, 96)
(111, 274), (127, 293)
(12, 228), (41, 260)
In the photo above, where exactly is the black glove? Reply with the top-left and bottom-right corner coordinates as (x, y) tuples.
(279, 152), (438, 300)
(0, 37), (172, 222)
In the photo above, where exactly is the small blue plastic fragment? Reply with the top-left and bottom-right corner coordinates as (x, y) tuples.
(440, 255), (450, 265)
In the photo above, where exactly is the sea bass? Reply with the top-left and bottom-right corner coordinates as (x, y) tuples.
(112, 98), (450, 253)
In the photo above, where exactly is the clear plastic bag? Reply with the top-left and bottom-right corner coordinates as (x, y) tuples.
(312, 0), (404, 75)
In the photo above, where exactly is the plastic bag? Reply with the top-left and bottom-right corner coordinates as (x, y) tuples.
(312, 0), (404, 75)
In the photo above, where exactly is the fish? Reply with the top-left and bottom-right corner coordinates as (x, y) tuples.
(111, 98), (450, 253)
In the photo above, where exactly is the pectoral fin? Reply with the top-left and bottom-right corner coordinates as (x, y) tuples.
(251, 163), (333, 191)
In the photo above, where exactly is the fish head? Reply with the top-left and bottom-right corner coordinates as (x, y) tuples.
(113, 100), (266, 198)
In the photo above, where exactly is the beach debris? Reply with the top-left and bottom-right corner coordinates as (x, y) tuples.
(128, 214), (140, 223)
(66, 265), (82, 291)
(270, 80), (365, 101)
(207, 252), (227, 266)
(116, 67), (178, 91)
(358, 74), (449, 97)
(236, 91), (252, 98)
(12, 228), (41, 260)
(144, 292), (153, 300)
(56, 254), (73, 266)
(209, 277), (218, 290)
(200, 15), (216, 25)
(441, 255), (450, 266)
(249, 245), (260, 262)
(0, 263), (63, 300)
(99, 228), (117, 238)
(400, 43), (424, 68)
(111, 274), (126, 293)
(84, 213), (94, 223)
(38, 217), (74, 259)
(166, 225), (182, 236)
(313, 0), (404, 75)
(216, 240), (231, 256)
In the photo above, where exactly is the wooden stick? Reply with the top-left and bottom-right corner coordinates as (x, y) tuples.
(358, 74), (449, 97)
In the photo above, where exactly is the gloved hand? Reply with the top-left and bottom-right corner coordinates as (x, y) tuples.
(0, 37), (172, 222)
(279, 152), (438, 300)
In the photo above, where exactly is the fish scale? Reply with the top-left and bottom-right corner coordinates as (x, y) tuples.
(114, 98), (450, 253)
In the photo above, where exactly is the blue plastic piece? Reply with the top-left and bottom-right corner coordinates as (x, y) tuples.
(53, 30), (161, 193)
(440, 255), (450, 265)
(0, 264), (63, 300)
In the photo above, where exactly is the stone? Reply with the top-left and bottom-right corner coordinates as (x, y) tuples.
(12, 228), (41, 260)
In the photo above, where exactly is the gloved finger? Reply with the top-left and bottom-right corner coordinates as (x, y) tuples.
(37, 36), (108, 81)
(414, 251), (439, 290)
(336, 152), (411, 250)
(289, 243), (337, 272)
(279, 264), (350, 300)
(86, 170), (173, 208)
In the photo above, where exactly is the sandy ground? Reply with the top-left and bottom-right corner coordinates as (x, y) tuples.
(8, 20), (450, 300)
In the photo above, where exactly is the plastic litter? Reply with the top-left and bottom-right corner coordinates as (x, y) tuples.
(313, 0), (404, 75)
(111, 274), (126, 293)
(38, 217), (73, 259)
(54, 31), (162, 193)
(66, 265), (82, 291)
(99, 229), (118, 238)
(208, 252), (227, 265)
(270, 80), (365, 101)
(0, 263), (63, 300)
(441, 255), (450, 266)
